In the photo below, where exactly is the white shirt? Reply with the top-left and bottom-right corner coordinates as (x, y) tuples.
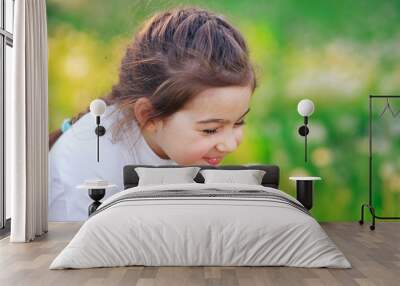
(48, 104), (176, 221)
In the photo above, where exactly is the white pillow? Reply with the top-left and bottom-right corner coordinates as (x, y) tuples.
(135, 167), (201, 186)
(200, 169), (266, 185)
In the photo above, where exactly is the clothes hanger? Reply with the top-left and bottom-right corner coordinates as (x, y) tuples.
(379, 98), (400, 118)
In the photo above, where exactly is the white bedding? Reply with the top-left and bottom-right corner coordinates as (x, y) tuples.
(49, 183), (351, 269)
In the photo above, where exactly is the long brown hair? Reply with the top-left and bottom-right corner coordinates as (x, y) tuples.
(49, 6), (257, 149)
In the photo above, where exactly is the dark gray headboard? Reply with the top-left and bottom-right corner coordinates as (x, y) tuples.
(123, 164), (280, 189)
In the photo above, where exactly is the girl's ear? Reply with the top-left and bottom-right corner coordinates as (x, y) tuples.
(134, 97), (157, 132)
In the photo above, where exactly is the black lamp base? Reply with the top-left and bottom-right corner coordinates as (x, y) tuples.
(95, 125), (106, 136)
(298, 125), (309, 136)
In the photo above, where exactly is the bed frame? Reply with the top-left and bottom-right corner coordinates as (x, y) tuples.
(123, 164), (280, 190)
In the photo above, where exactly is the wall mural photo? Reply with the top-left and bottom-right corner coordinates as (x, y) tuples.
(47, 0), (400, 222)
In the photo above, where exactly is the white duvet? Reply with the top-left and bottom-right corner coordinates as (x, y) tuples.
(50, 183), (351, 269)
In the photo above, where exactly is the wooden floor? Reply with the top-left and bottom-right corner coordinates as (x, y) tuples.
(0, 222), (399, 286)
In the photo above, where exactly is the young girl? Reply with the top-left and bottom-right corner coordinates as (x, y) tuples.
(48, 7), (257, 221)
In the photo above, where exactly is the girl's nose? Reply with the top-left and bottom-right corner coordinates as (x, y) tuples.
(216, 133), (238, 153)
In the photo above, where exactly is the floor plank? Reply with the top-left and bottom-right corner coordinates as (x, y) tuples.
(0, 222), (398, 286)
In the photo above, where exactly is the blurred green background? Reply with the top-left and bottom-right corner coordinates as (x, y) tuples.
(47, 0), (400, 221)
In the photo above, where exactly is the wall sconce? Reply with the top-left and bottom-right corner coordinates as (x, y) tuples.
(297, 99), (315, 162)
(90, 99), (106, 162)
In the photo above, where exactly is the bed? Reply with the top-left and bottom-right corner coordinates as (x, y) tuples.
(49, 164), (351, 269)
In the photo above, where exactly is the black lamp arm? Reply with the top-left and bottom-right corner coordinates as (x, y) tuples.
(298, 116), (309, 162)
(94, 116), (106, 162)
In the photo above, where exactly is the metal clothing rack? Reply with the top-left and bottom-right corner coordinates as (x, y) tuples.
(359, 95), (400, 230)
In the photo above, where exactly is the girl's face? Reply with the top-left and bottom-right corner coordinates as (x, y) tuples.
(144, 85), (252, 166)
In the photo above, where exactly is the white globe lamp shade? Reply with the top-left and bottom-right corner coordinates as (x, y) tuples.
(297, 99), (315, 117)
(90, 99), (106, 117)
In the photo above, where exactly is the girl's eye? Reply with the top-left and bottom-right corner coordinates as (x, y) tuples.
(202, 121), (245, 135)
(235, 120), (246, 127)
(202, 129), (218, 135)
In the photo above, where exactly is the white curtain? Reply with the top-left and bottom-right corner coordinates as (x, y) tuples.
(7, 0), (49, 242)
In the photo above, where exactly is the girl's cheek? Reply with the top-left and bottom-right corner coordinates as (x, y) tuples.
(189, 138), (216, 157)
(237, 130), (244, 145)
(179, 148), (209, 165)
(186, 138), (214, 161)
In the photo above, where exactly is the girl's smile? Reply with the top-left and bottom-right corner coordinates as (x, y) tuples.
(202, 156), (223, 166)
